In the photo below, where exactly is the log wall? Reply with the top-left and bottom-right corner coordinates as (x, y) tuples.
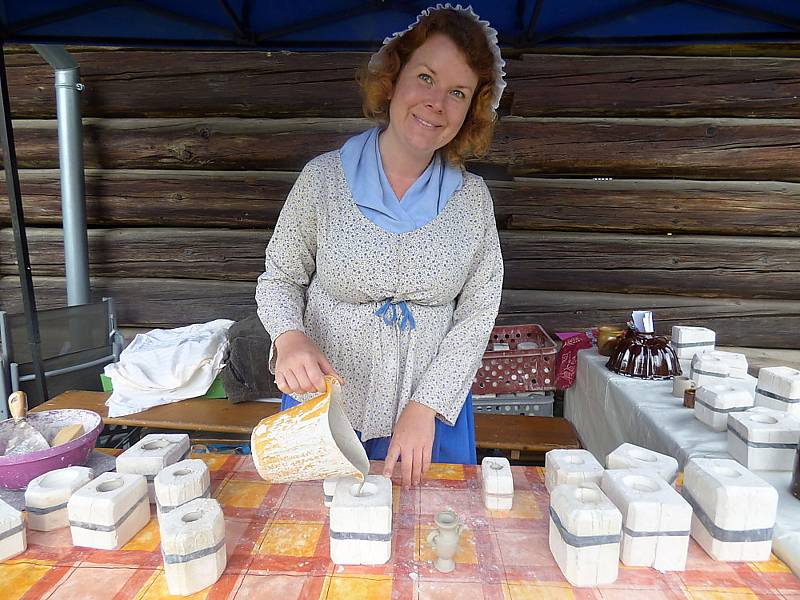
(1, 47), (798, 348)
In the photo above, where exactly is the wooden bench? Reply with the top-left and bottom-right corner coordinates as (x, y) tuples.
(32, 390), (580, 461)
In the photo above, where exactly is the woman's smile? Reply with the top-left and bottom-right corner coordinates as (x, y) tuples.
(412, 113), (440, 129)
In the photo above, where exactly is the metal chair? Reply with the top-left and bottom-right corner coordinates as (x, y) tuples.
(0, 298), (123, 416)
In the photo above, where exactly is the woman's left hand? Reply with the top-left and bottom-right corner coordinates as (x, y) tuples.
(383, 401), (436, 487)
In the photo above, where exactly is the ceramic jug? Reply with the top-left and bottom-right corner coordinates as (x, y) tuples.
(427, 510), (463, 573)
(250, 376), (369, 483)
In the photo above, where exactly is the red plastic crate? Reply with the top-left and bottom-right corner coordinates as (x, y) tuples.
(471, 324), (558, 394)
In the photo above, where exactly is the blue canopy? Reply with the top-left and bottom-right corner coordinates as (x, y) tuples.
(1, 1), (799, 50)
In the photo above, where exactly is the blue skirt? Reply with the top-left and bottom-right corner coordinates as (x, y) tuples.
(280, 392), (477, 465)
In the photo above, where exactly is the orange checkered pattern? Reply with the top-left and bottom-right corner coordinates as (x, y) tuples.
(2, 455), (799, 599)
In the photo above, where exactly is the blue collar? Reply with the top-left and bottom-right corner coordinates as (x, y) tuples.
(340, 127), (463, 234)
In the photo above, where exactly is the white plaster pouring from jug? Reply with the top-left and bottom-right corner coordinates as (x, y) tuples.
(251, 376), (369, 484)
(323, 476), (359, 507)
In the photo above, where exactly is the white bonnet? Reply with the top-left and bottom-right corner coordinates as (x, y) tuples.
(367, 3), (506, 112)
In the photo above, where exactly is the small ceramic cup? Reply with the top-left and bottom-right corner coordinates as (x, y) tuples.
(672, 375), (697, 399)
(683, 388), (697, 409)
(427, 510), (463, 573)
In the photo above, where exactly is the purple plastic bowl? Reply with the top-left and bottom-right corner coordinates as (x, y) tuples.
(0, 409), (103, 489)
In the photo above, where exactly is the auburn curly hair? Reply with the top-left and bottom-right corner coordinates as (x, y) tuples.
(357, 7), (500, 167)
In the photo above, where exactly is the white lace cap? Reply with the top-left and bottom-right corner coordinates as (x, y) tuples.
(367, 3), (506, 112)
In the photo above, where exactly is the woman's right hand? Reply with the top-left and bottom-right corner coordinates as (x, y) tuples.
(273, 330), (344, 395)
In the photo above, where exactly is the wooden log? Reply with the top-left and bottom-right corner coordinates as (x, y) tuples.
(500, 231), (800, 300)
(3, 170), (798, 236)
(0, 169), (294, 227)
(0, 277), (257, 326)
(1, 278), (797, 349)
(6, 118), (366, 170)
(3, 228), (799, 301)
(6, 51), (366, 119)
(507, 54), (800, 118)
(9, 50), (800, 119)
(493, 178), (800, 236)
(492, 117), (800, 179)
(7, 117), (800, 181)
(0, 228), (269, 280)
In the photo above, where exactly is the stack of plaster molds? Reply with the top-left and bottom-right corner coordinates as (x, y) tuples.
(727, 407), (800, 471)
(154, 459), (211, 515)
(25, 466), (94, 531)
(682, 458), (777, 561)
(694, 384), (754, 432)
(545, 449), (604, 493)
(690, 350), (755, 394)
(117, 434), (190, 502)
(601, 469), (692, 571)
(67, 472), (150, 550)
(0, 499), (26, 561)
(481, 457), (514, 510)
(670, 326), (715, 360)
(159, 497), (226, 596)
(605, 443), (679, 484)
(755, 367), (800, 417)
(548, 483), (622, 586)
(329, 475), (392, 565)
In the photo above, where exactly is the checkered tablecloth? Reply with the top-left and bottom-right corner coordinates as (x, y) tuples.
(3, 454), (799, 599)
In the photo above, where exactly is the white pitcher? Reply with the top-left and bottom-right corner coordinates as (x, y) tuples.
(250, 376), (369, 484)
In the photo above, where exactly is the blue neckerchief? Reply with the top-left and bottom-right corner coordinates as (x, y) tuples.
(339, 127), (462, 234)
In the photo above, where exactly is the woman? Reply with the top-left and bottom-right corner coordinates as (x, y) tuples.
(255, 5), (505, 487)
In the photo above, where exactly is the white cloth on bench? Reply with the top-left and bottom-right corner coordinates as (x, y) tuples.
(104, 319), (233, 417)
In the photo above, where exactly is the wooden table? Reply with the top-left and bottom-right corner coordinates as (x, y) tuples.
(33, 390), (281, 434)
(33, 391), (580, 457)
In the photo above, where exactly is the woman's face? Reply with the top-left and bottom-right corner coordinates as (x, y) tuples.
(385, 33), (478, 161)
